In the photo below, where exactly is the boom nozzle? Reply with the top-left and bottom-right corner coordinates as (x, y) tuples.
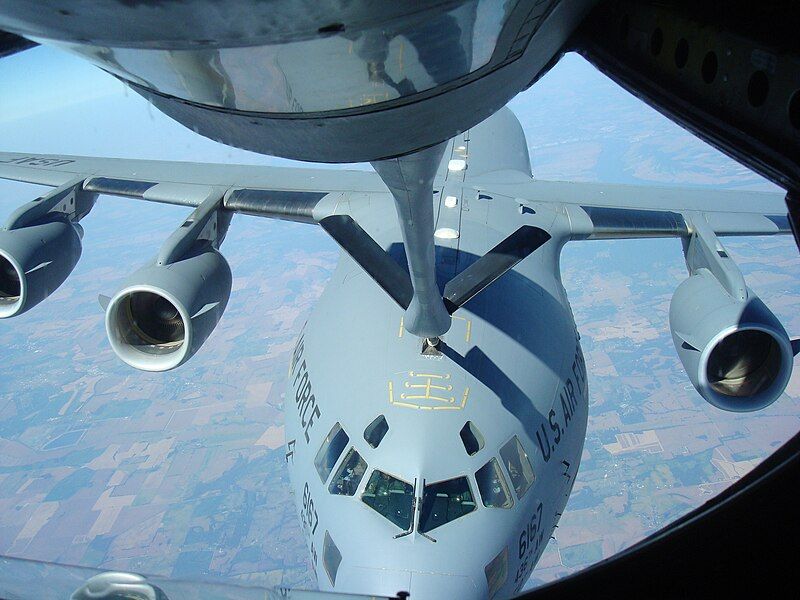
(372, 142), (451, 339)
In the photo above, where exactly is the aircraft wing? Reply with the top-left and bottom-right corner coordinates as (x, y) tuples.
(0, 152), (385, 222)
(478, 177), (792, 239)
(0, 150), (793, 325)
(1, 151), (791, 237)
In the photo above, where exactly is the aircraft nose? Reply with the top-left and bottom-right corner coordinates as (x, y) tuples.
(408, 570), (481, 600)
(340, 566), (482, 600)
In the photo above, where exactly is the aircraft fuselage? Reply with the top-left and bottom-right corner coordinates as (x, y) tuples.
(285, 116), (589, 599)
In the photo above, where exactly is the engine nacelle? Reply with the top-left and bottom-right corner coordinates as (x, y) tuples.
(0, 219), (83, 318)
(670, 270), (793, 412)
(105, 248), (232, 371)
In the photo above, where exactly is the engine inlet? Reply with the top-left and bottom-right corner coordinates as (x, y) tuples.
(0, 254), (21, 302)
(115, 291), (185, 354)
(706, 329), (783, 398)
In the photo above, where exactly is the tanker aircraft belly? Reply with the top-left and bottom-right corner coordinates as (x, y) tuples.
(0, 108), (797, 599)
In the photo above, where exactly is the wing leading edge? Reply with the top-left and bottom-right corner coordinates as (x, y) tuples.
(468, 176), (790, 239)
(1, 151), (791, 237)
(0, 150), (792, 329)
(0, 151), (385, 222)
(567, 204), (790, 239)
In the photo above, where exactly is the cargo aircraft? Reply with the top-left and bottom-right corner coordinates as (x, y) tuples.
(0, 1), (799, 599)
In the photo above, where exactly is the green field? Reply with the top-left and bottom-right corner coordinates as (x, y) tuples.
(560, 540), (604, 568)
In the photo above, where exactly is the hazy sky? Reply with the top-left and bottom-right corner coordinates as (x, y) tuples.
(0, 46), (122, 122)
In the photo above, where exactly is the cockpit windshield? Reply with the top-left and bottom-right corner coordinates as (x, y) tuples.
(418, 477), (477, 533)
(329, 448), (367, 496)
(475, 458), (513, 508)
(361, 470), (414, 530)
(314, 422), (349, 483)
(500, 436), (535, 499)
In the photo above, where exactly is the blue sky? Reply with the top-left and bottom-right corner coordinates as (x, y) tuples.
(0, 47), (122, 122)
(0, 46), (305, 167)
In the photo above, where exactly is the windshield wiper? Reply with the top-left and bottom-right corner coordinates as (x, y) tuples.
(414, 478), (437, 543)
(394, 478), (417, 539)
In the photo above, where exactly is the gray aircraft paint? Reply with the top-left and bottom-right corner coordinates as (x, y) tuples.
(0, 108), (794, 600)
(284, 110), (591, 599)
(280, 109), (794, 599)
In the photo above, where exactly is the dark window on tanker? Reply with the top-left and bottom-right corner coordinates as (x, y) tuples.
(418, 476), (477, 533)
(329, 448), (367, 496)
(476, 458), (513, 508)
(364, 414), (389, 448)
(323, 531), (342, 586)
(460, 421), (485, 456)
(314, 422), (349, 483)
(499, 436), (535, 499)
(361, 470), (414, 530)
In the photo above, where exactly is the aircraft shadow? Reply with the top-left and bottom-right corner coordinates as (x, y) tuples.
(440, 343), (546, 442)
(388, 243), (568, 378)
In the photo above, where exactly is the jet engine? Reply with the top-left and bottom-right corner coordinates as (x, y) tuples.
(669, 269), (794, 412)
(0, 218), (84, 318)
(105, 247), (232, 372)
(104, 194), (232, 372)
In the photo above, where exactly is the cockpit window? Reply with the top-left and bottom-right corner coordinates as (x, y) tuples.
(361, 470), (414, 530)
(364, 414), (389, 448)
(460, 421), (484, 456)
(328, 448), (367, 496)
(476, 458), (513, 508)
(323, 531), (342, 586)
(485, 547), (508, 599)
(500, 436), (535, 499)
(418, 477), (477, 534)
(314, 423), (349, 484)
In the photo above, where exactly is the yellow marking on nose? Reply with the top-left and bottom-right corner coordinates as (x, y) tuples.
(451, 315), (472, 343)
(393, 401), (430, 410)
(427, 387), (470, 410)
(409, 372), (450, 380)
(390, 373), (467, 410)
